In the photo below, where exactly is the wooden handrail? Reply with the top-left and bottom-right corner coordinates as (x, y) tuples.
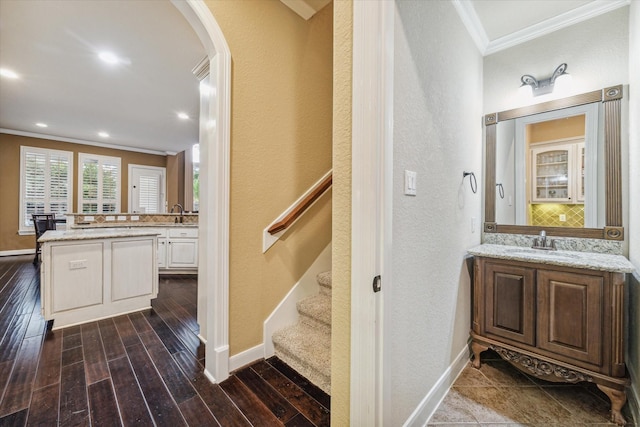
(267, 174), (332, 235)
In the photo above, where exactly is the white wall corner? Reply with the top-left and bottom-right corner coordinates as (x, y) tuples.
(263, 243), (332, 357)
(450, 0), (489, 55)
(403, 345), (470, 427)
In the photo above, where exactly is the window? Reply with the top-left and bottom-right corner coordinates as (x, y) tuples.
(19, 146), (73, 234)
(192, 144), (200, 212)
(78, 153), (121, 214)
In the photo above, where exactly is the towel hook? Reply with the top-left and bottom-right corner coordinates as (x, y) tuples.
(496, 183), (504, 199)
(463, 171), (477, 194)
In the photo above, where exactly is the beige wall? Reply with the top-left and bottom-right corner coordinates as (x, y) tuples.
(0, 133), (166, 252)
(331, 0), (352, 424)
(203, 0), (333, 355)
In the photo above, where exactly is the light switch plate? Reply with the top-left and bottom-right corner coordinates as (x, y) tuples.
(404, 170), (417, 196)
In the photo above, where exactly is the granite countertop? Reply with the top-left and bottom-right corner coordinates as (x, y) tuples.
(468, 244), (635, 273)
(71, 222), (198, 229)
(39, 228), (161, 243)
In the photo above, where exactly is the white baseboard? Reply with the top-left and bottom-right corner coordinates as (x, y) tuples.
(263, 243), (332, 357)
(229, 344), (264, 372)
(403, 345), (471, 427)
(0, 249), (35, 257)
(204, 344), (230, 384)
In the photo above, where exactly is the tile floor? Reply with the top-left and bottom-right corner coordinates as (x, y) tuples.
(428, 350), (636, 426)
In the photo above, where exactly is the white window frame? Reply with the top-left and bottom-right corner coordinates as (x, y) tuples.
(19, 146), (74, 235)
(78, 153), (121, 214)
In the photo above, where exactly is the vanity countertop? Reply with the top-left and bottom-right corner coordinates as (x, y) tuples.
(39, 228), (161, 243)
(468, 244), (635, 273)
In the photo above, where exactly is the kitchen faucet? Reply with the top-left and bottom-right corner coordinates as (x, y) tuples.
(171, 204), (184, 223)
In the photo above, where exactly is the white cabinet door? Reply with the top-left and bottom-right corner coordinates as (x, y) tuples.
(111, 239), (156, 301)
(531, 143), (575, 203)
(168, 239), (198, 268)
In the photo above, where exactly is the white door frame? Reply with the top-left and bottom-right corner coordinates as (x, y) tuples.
(171, 0), (231, 383)
(128, 164), (166, 214)
(351, 1), (394, 425)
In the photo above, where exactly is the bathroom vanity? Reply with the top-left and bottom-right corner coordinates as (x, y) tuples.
(468, 244), (635, 425)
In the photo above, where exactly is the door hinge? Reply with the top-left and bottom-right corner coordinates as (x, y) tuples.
(372, 275), (381, 293)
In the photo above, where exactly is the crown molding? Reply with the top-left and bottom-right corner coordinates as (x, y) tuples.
(454, 0), (631, 56)
(485, 0), (631, 55)
(451, 0), (489, 54)
(0, 128), (168, 156)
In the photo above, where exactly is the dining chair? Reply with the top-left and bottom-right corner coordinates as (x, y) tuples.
(32, 213), (56, 264)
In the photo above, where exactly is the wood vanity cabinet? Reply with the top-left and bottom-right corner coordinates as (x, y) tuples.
(471, 256), (629, 424)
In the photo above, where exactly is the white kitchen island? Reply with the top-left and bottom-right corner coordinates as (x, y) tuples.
(39, 228), (159, 330)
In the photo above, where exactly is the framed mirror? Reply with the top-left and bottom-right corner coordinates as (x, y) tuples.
(484, 85), (623, 240)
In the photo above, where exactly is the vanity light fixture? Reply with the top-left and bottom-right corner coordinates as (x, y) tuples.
(519, 63), (571, 97)
(98, 51), (120, 65)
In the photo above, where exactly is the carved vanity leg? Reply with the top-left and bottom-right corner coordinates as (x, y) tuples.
(471, 341), (488, 369)
(596, 384), (627, 425)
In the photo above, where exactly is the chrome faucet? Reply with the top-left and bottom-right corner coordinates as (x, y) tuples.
(532, 229), (556, 250)
(170, 204), (184, 223)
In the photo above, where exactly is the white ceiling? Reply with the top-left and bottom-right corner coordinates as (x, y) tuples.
(1, 0), (630, 156)
(454, 0), (630, 55)
(0, 0), (205, 155)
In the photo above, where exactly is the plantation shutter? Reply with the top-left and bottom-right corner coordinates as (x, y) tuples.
(79, 153), (121, 214)
(138, 175), (160, 214)
(20, 146), (73, 232)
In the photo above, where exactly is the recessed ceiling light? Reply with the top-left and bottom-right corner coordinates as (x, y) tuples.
(36, 123), (48, 128)
(0, 68), (19, 79)
(98, 52), (120, 65)
(177, 112), (189, 120)
(98, 131), (110, 138)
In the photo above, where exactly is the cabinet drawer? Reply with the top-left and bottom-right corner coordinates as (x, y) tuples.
(168, 228), (198, 238)
(147, 228), (167, 238)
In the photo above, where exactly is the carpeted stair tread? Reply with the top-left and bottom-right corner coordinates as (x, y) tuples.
(297, 294), (331, 331)
(272, 323), (331, 394)
(317, 271), (332, 295)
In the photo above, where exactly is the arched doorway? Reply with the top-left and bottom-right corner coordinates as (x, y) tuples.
(171, 0), (231, 383)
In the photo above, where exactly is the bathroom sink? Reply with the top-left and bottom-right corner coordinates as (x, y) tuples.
(510, 248), (581, 260)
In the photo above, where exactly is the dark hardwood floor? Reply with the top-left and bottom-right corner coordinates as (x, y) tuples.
(0, 255), (330, 426)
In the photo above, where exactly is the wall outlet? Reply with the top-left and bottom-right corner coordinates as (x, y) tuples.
(559, 214), (567, 222)
(105, 216), (115, 221)
(69, 260), (87, 270)
(117, 215), (127, 221)
(84, 216), (94, 221)
(130, 215), (140, 221)
(471, 217), (477, 233)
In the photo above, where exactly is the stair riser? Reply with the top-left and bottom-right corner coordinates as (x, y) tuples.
(299, 314), (331, 333)
(274, 348), (331, 394)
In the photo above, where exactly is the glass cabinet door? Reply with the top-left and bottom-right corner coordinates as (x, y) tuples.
(531, 144), (574, 202)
